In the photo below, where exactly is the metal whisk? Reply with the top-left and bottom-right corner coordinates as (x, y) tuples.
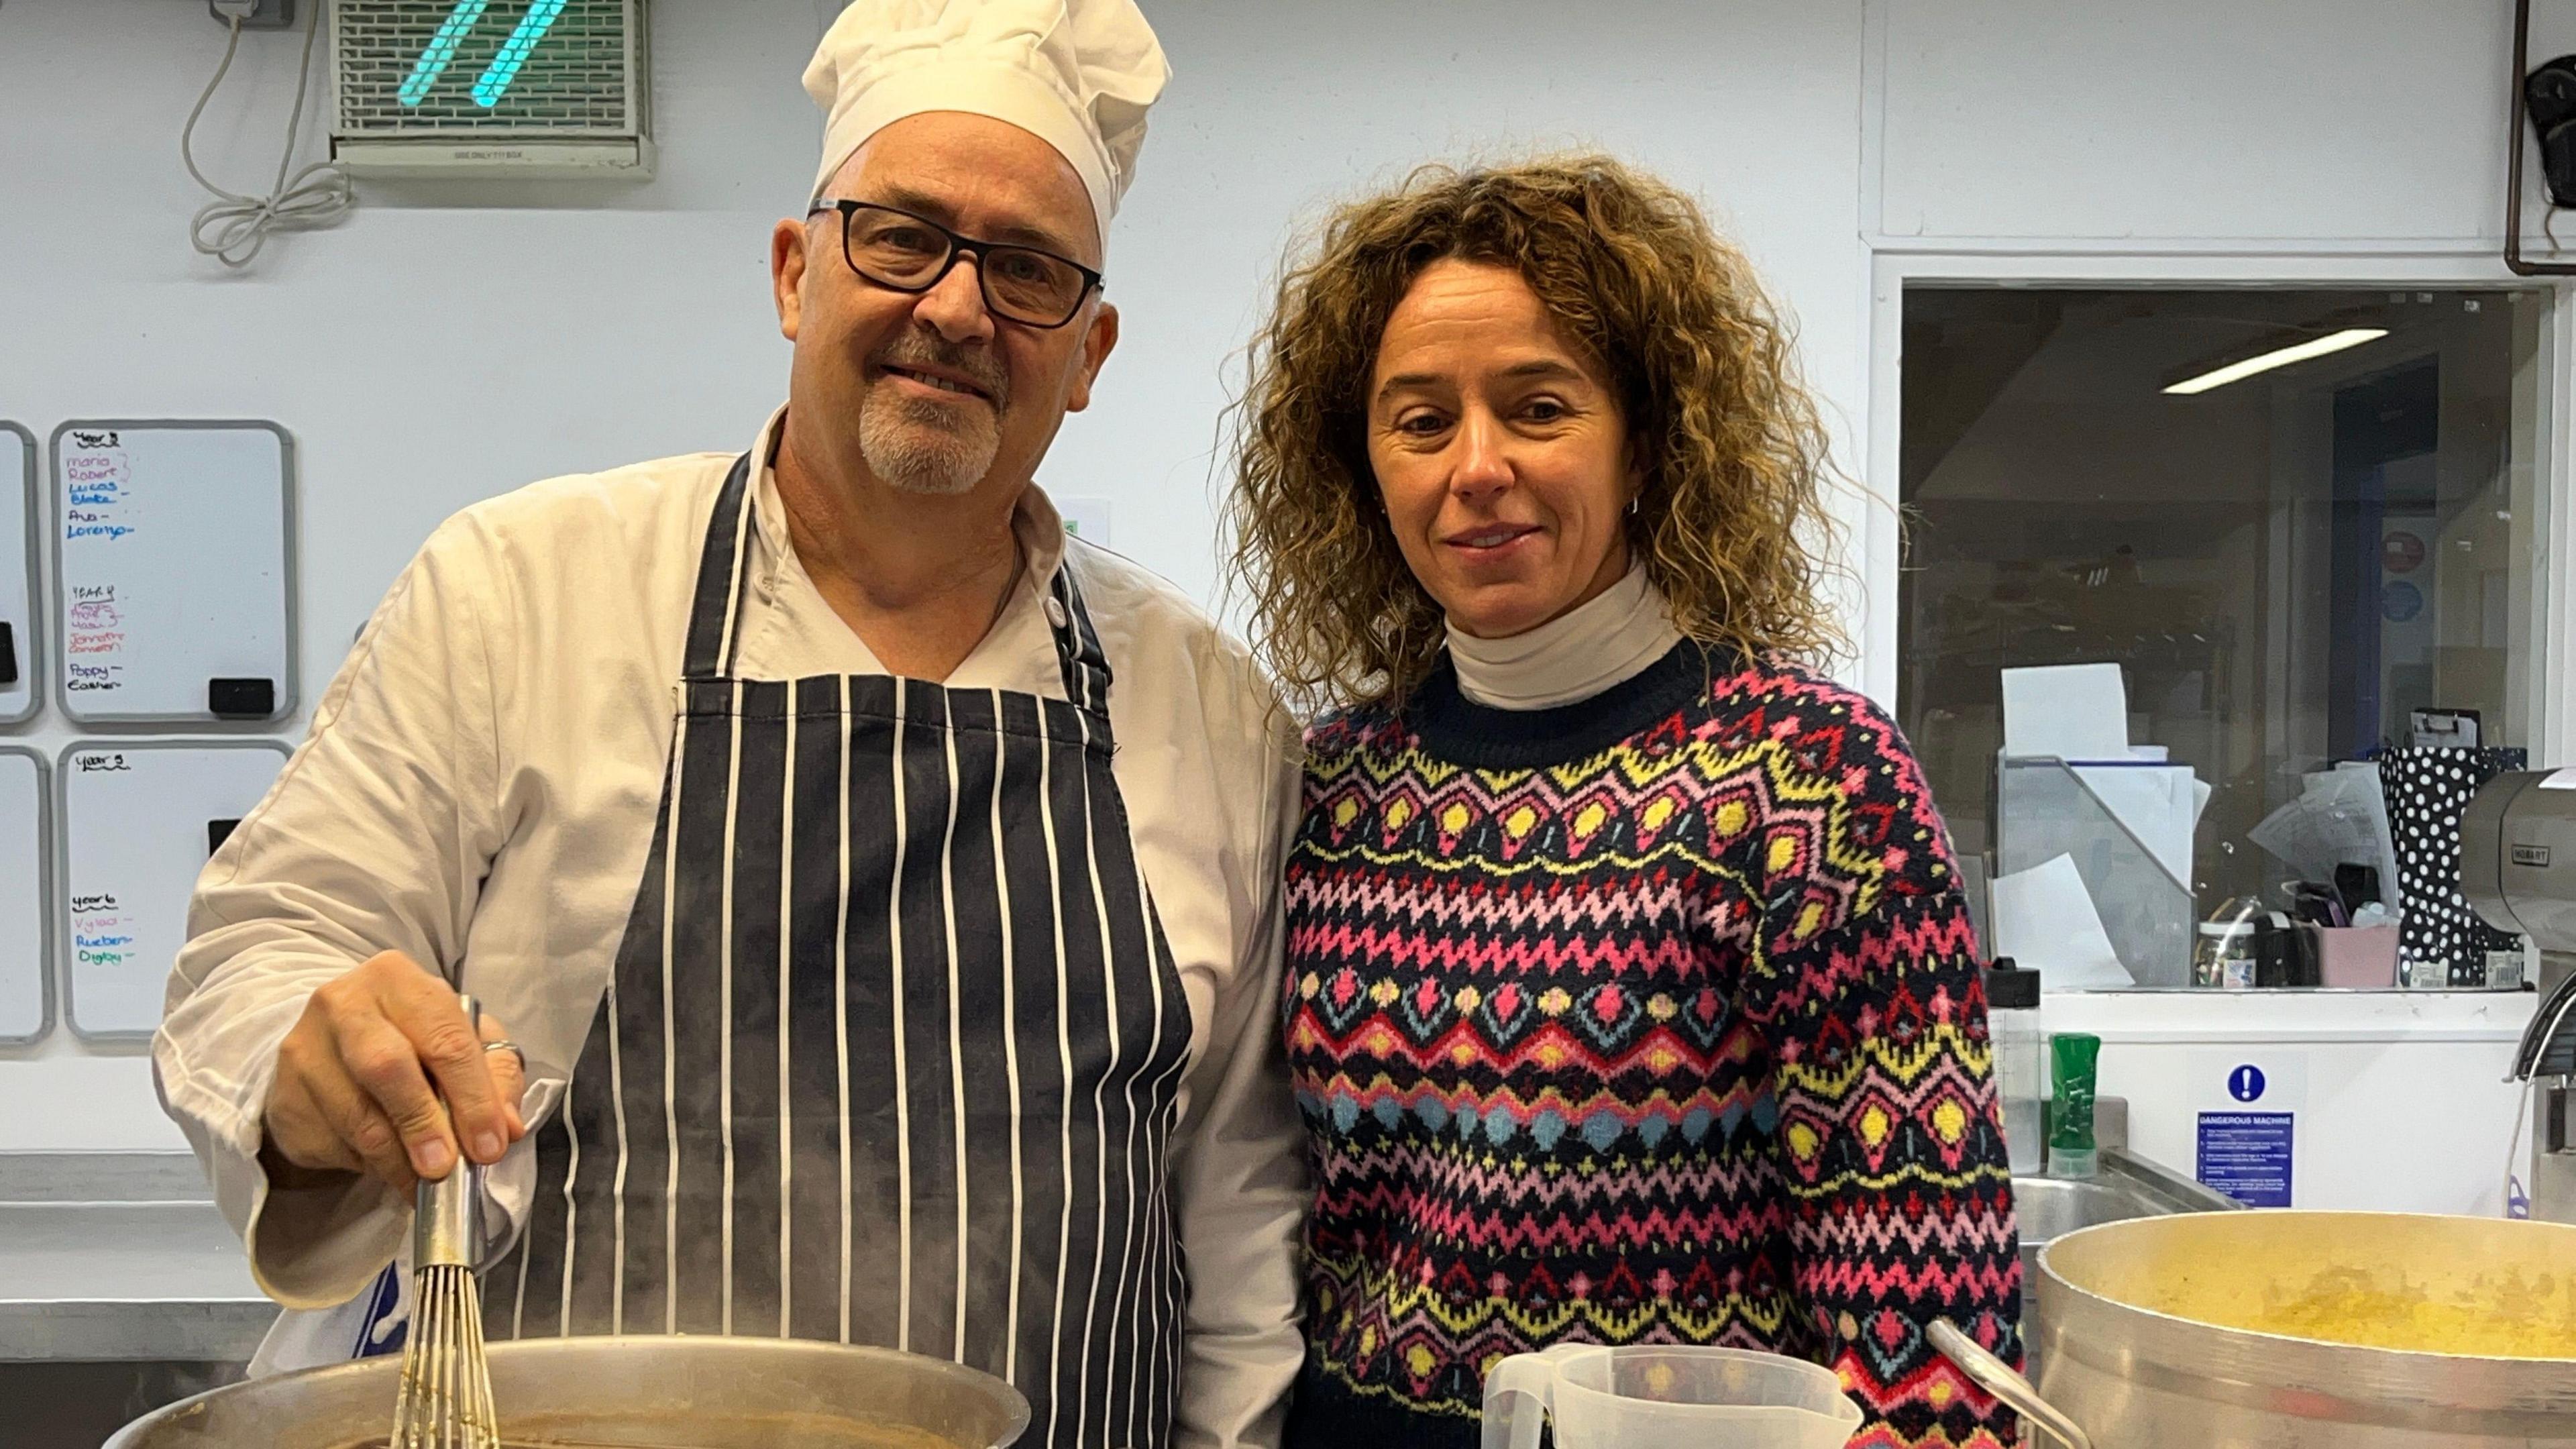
(391, 991), (501, 1449)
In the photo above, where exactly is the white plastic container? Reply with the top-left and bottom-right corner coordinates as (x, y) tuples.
(1481, 1344), (1862, 1449)
(1986, 958), (2045, 1176)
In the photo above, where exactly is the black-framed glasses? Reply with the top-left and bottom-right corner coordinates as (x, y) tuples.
(808, 199), (1104, 329)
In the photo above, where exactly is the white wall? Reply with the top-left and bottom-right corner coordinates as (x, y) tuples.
(1857, 0), (2555, 705)
(0, 0), (2558, 1218)
(0, 0), (829, 1148)
(1868, 0), (2514, 251)
(0, 0), (1868, 1149)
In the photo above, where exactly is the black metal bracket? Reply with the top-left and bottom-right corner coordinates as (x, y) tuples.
(2509, 0), (2576, 274)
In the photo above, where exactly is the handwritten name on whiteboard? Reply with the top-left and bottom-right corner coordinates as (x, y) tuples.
(62, 444), (133, 543)
(66, 661), (123, 692)
(68, 889), (129, 974)
(67, 742), (131, 969)
(60, 445), (137, 696)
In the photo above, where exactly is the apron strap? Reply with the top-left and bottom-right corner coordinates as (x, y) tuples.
(682, 449), (1115, 719)
(680, 454), (759, 679)
(1046, 558), (1113, 716)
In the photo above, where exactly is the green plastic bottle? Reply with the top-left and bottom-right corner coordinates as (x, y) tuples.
(2049, 1032), (2102, 1179)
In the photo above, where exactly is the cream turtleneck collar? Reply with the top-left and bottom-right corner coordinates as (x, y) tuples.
(1445, 563), (1685, 711)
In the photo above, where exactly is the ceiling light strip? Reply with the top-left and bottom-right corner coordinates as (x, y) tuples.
(2163, 328), (2391, 396)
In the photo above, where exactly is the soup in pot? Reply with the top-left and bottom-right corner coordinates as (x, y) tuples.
(2222, 1264), (2576, 1360)
(339, 1411), (964, 1449)
(2066, 1214), (2576, 1361)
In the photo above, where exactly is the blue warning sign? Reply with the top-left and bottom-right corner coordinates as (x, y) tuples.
(2198, 1111), (2294, 1208)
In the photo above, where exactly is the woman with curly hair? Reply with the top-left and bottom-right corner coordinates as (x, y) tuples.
(1230, 155), (2022, 1449)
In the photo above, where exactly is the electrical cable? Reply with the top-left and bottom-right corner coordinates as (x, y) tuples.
(181, 6), (353, 268)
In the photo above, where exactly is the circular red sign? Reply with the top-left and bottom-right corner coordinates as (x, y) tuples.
(2383, 531), (2426, 575)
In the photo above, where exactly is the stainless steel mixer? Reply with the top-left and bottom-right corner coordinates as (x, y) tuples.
(2463, 769), (2576, 1222)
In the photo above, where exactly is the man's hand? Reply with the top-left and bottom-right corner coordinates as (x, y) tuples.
(260, 951), (529, 1194)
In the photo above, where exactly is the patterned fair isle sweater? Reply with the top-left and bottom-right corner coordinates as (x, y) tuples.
(1279, 642), (2022, 1449)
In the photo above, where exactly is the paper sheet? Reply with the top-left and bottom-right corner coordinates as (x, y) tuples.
(2247, 762), (2402, 911)
(2072, 763), (2198, 888)
(2002, 663), (2131, 762)
(1990, 853), (2137, 989)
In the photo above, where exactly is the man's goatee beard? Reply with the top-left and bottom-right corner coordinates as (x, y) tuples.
(857, 390), (1000, 496)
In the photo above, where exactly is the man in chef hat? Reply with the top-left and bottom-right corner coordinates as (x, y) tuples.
(155, 4), (1308, 1446)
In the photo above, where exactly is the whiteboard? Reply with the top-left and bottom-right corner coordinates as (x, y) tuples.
(52, 421), (297, 725)
(60, 741), (289, 1040)
(0, 423), (34, 725)
(0, 747), (48, 1044)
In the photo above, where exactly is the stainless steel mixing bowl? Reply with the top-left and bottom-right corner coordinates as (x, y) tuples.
(1936, 1211), (2576, 1447)
(105, 1335), (1031, 1449)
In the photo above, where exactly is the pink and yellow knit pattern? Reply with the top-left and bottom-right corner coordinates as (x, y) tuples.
(1283, 656), (2022, 1448)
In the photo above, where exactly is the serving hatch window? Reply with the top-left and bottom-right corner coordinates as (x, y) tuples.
(1895, 285), (2552, 991)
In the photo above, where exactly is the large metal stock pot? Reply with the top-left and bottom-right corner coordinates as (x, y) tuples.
(1933, 1211), (2576, 1447)
(106, 1335), (1030, 1449)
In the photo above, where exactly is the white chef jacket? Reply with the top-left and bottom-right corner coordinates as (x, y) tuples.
(151, 409), (1307, 1449)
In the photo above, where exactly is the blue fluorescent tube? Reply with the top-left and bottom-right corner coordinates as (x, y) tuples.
(398, 0), (492, 108)
(472, 0), (572, 109)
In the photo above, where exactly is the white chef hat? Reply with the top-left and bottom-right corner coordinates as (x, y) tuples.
(803, 0), (1171, 238)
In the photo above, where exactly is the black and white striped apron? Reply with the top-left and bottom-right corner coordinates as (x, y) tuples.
(480, 456), (1195, 1449)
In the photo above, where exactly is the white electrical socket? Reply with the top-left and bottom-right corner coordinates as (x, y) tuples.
(209, 0), (296, 28)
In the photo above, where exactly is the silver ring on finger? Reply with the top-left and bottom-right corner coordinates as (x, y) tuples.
(482, 1038), (525, 1070)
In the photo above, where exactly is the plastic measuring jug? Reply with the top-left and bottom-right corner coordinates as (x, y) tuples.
(1481, 1344), (1864, 1449)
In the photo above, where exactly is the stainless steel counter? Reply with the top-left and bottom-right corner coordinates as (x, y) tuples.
(0, 1151), (272, 1362)
(2017, 1150), (2241, 1277)
(2010, 1099), (2243, 1373)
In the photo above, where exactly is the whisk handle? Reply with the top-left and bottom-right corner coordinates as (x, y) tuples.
(413, 992), (488, 1272)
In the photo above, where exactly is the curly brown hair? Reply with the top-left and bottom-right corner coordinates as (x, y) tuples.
(1226, 153), (1849, 715)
